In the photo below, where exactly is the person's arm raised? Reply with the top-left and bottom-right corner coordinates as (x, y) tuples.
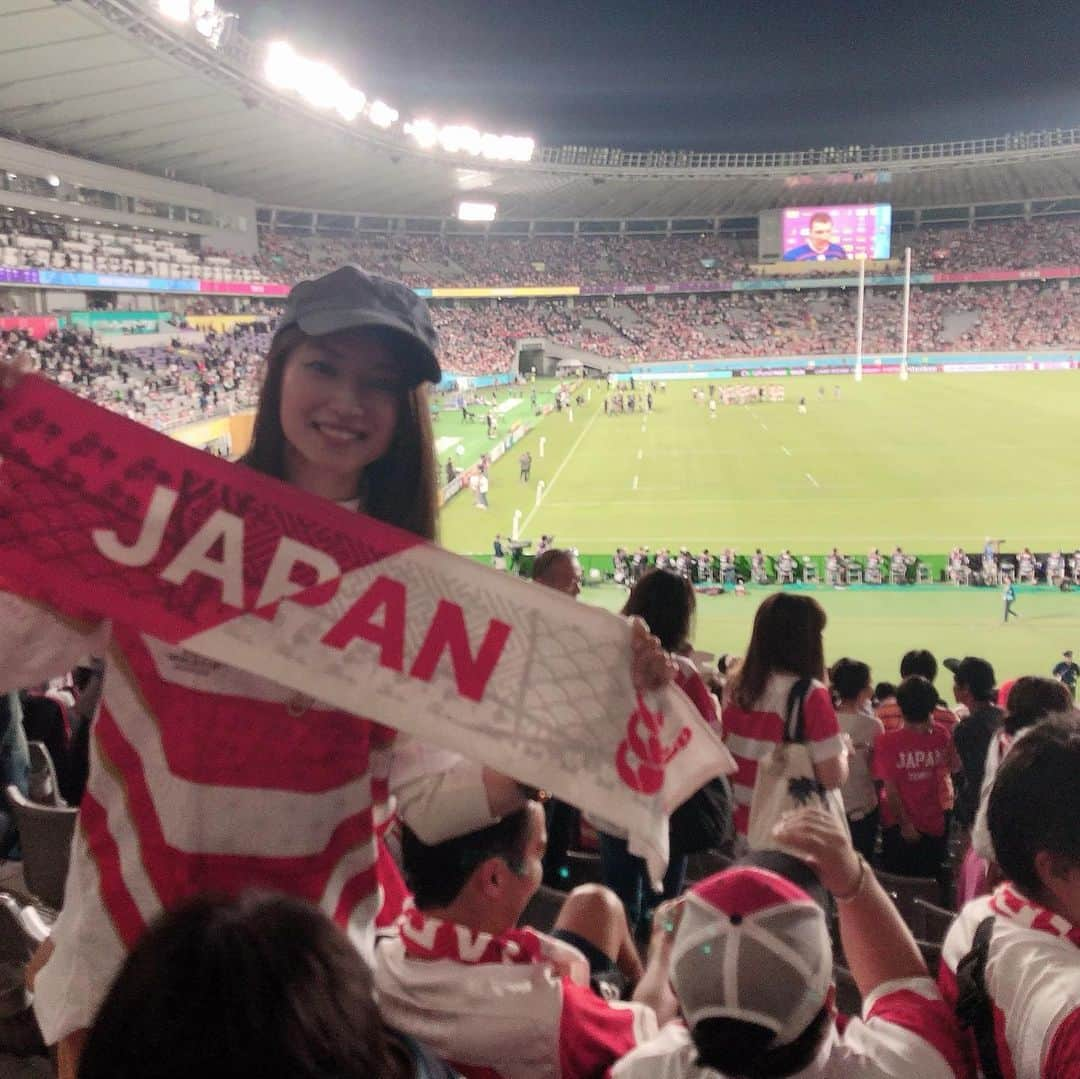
(773, 808), (927, 1001)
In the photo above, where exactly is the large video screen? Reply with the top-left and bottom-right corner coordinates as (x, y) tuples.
(781, 204), (892, 262)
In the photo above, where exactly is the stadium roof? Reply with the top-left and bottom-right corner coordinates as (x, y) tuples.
(5, 0), (1080, 221)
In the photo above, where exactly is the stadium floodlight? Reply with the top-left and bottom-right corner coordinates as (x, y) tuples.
(158, 0), (190, 22)
(405, 119), (534, 162)
(405, 118), (439, 150)
(368, 100), (398, 129)
(457, 201), (497, 223)
(479, 133), (535, 163)
(439, 125), (483, 156)
(264, 41), (367, 124)
(264, 41), (296, 88)
(46, 174), (60, 187)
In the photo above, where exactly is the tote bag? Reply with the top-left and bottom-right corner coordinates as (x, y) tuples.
(747, 678), (850, 851)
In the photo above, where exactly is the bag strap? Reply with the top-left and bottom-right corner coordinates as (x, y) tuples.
(954, 915), (1004, 1079)
(783, 677), (813, 744)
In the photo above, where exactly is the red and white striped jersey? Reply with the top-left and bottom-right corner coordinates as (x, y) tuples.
(0, 591), (496, 1045)
(721, 675), (844, 839)
(940, 884), (1080, 1079)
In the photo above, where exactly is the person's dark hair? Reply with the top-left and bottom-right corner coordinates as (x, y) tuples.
(830, 657), (871, 703)
(988, 716), (1080, 900)
(730, 594), (826, 711)
(873, 681), (896, 704)
(402, 808), (531, 909)
(896, 675), (938, 724)
(78, 891), (400, 1079)
(241, 325), (438, 541)
(692, 1007), (832, 1079)
(621, 568), (696, 653)
(1004, 676), (1072, 736)
(532, 548), (574, 583)
(899, 649), (937, 682)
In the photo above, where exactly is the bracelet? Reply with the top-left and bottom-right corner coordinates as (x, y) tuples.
(834, 856), (868, 904)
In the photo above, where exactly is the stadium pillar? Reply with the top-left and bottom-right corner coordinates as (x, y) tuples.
(899, 246), (911, 382)
(854, 254), (865, 382)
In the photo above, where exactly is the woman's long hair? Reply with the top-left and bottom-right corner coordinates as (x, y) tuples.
(729, 593), (826, 711)
(241, 325), (438, 541)
(621, 568), (695, 653)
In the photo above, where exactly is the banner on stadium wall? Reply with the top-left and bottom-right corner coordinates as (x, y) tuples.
(0, 266), (289, 298)
(69, 311), (175, 333)
(4, 261), (1080, 302)
(169, 415), (233, 449)
(0, 315), (59, 340)
(0, 376), (733, 879)
(428, 286), (580, 299)
(185, 314), (263, 334)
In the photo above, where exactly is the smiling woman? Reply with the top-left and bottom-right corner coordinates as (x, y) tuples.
(242, 267), (441, 539)
(279, 334), (404, 502)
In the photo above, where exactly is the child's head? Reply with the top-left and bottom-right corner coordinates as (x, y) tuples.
(829, 657), (872, 704)
(896, 675), (938, 725)
(244, 267), (440, 540)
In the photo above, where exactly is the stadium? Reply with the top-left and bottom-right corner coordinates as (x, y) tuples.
(0, 1), (1079, 1076)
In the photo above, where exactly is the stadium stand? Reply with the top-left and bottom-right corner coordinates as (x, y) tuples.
(0, 214), (268, 285)
(8, 213), (1080, 296)
(3, 3), (1080, 1070)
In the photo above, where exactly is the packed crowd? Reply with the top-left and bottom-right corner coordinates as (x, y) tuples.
(254, 214), (1080, 287)
(5, 574), (1078, 1079)
(0, 265), (1077, 1079)
(425, 281), (1080, 370)
(5, 278), (1080, 429)
(6, 214), (1080, 299)
(0, 324), (266, 430)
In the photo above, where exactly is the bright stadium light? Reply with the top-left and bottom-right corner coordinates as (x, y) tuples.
(158, 0), (190, 22)
(457, 201), (497, 223)
(264, 41), (368, 123)
(439, 125), (483, 155)
(368, 100), (398, 129)
(264, 41), (297, 87)
(405, 118), (439, 149)
(405, 119), (534, 162)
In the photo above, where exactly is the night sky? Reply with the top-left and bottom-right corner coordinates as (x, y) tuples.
(228, 0), (1080, 152)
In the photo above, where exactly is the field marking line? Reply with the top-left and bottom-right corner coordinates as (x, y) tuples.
(760, 423), (769, 431)
(520, 405), (603, 533)
(805, 472), (820, 487)
(781, 446), (792, 456)
(632, 475), (639, 490)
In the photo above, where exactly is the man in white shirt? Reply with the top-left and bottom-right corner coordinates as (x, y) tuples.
(939, 717), (1080, 1079)
(374, 802), (667, 1079)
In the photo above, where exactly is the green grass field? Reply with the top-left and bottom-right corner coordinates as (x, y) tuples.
(440, 371), (1080, 692)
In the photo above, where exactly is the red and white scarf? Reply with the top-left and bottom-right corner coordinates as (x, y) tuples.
(0, 375), (736, 881)
(398, 904), (544, 966)
(990, 882), (1080, 947)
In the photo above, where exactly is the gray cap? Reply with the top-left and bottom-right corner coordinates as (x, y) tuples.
(276, 264), (440, 385)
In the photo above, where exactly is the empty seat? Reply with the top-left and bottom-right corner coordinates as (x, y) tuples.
(4, 787), (77, 912)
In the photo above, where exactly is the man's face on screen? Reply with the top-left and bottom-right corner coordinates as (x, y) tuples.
(809, 219), (833, 252)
